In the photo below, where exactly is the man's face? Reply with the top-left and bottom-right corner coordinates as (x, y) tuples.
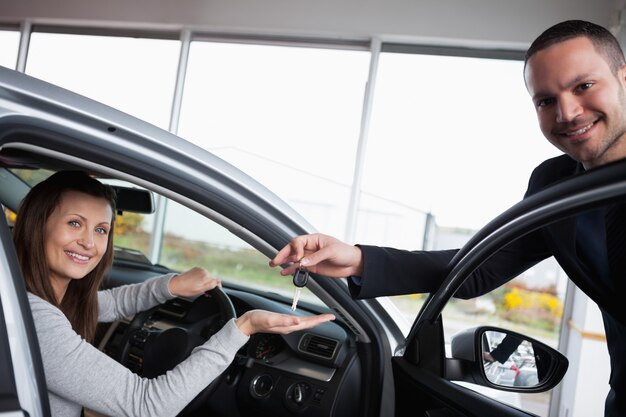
(524, 36), (626, 169)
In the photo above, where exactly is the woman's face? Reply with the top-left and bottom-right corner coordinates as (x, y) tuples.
(44, 191), (113, 294)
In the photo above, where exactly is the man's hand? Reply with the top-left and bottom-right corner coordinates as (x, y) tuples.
(269, 233), (364, 278)
(235, 309), (336, 336)
(168, 267), (222, 298)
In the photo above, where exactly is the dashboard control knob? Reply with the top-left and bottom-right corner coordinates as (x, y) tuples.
(294, 384), (304, 404)
(250, 374), (273, 398)
(286, 382), (311, 409)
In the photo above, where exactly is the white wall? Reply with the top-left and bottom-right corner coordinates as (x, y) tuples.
(1, 0), (624, 48)
(558, 288), (610, 417)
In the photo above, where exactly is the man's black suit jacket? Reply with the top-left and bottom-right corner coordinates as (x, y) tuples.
(351, 154), (626, 416)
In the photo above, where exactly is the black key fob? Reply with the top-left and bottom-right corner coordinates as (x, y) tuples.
(293, 267), (309, 287)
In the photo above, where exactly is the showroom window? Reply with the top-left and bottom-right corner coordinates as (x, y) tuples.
(25, 31), (180, 129)
(178, 41), (370, 238)
(362, 50), (565, 322)
(0, 29), (19, 69)
(361, 51), (560, 246)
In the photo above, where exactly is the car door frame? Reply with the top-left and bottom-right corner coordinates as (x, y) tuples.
(0, 208), (50, 417)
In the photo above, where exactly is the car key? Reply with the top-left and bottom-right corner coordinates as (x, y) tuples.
(291, 267), (309, 311)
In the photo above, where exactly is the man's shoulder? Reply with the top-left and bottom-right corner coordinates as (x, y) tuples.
(533, 154), (578, 176)
(527, 154), (579, 193)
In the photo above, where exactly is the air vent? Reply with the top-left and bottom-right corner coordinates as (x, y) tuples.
(299, 334), (338, 359)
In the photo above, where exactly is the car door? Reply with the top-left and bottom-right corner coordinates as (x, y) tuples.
(391, 157), (626, 416)
(0, 209), (50, 416)
(0, 65), (402, 417)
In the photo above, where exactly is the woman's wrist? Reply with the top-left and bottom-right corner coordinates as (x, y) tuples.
(166, 273), (180, 297)
(235, 313), (253, 336)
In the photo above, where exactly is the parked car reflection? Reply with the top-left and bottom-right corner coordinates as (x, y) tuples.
(482, 331), (540, 387)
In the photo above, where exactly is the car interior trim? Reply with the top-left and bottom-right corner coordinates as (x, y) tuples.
(256, 356), (337, 382)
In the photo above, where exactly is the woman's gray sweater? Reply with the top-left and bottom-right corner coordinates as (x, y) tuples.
(28, 274), (249, 417)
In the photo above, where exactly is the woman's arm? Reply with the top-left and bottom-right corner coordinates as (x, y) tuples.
(31, 293), (332, 417)
(97, 273), (175, 322)
(98, 267), (222, 322)
(31, 293), (248, 417)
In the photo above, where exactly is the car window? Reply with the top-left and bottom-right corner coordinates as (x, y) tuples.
(104, 180), (320, 306)
(9, 168), (54, 187)
(156, 199), (318, 304)
(440, 256), (566, 416)
(3, 169), (54, 229)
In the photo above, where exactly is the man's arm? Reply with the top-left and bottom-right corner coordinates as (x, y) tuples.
(352, 229), (550, 300)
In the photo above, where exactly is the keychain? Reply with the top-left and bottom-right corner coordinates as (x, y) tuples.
(291, 266), (309, 311)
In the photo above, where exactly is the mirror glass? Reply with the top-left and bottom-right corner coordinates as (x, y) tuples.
(481, 330), (552, 388)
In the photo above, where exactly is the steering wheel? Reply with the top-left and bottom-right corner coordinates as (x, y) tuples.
(119, 287), (237, 415)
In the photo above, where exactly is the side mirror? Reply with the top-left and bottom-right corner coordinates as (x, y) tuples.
(447, 326), (568, 393)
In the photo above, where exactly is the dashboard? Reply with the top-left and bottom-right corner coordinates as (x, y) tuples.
(96, 283), (362, 417)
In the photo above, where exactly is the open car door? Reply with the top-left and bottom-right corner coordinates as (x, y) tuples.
(392, 158), (626, 416)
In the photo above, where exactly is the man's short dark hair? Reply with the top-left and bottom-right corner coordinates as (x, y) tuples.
(524, 20), (626, 73)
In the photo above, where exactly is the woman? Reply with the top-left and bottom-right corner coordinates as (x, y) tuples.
(13, 170), (334, 417)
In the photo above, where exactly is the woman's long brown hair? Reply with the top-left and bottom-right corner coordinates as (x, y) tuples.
(13, 171), (117, 342)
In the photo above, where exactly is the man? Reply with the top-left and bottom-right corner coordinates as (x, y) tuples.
(270, 20), (626, 417)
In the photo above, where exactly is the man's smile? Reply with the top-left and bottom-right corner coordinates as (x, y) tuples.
(561, 122), (595, 137)
(555, 119), (599, 143)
